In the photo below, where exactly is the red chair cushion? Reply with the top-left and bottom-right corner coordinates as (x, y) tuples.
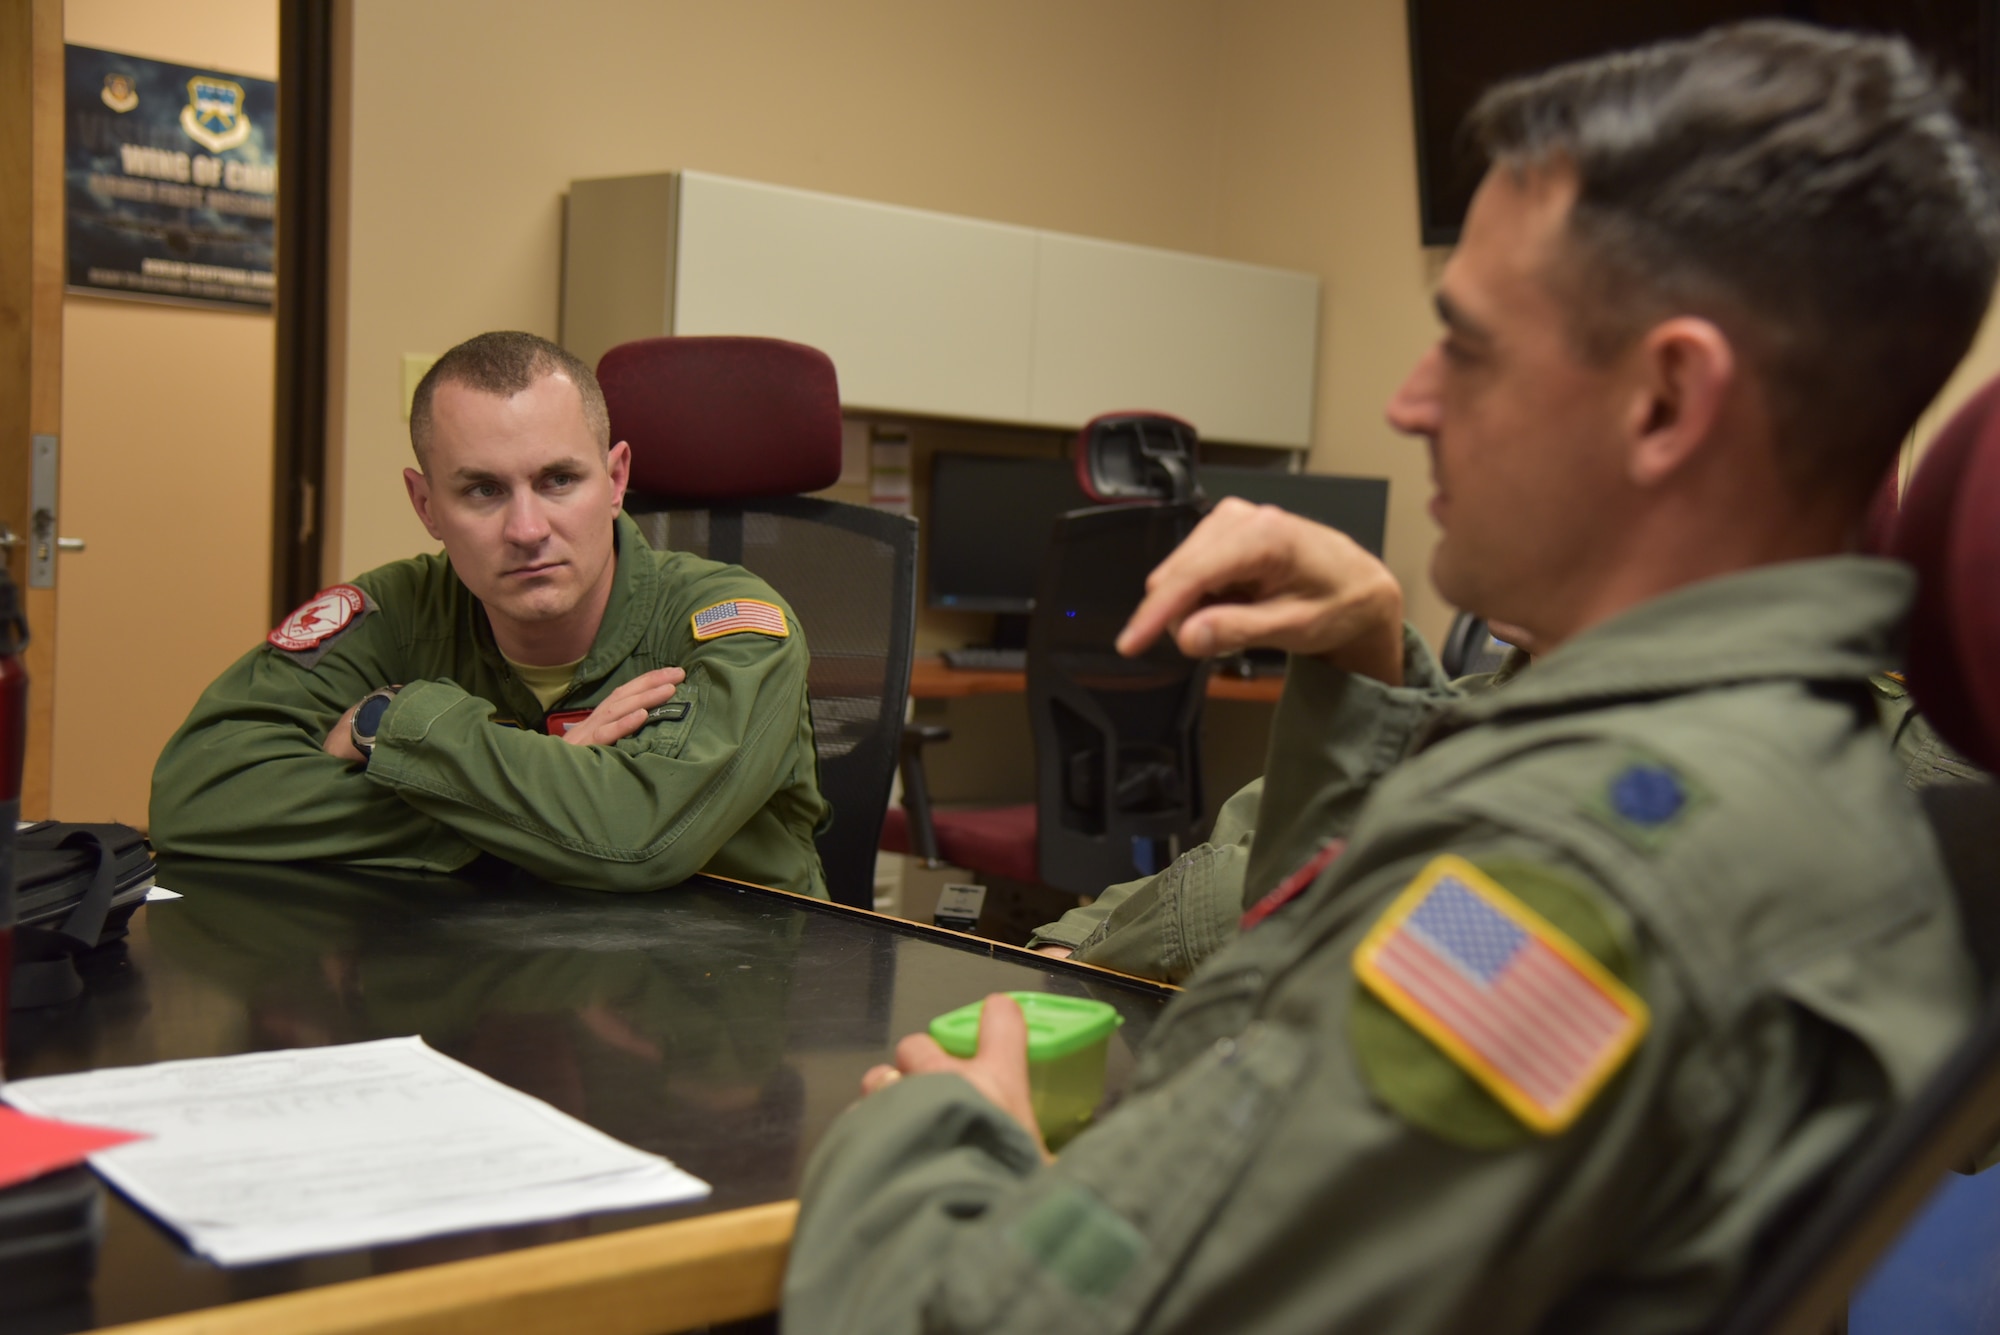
(1861, 463), (1901, 558)
(597, 336), (843, 501)
(1895, 374), (2000, 773)
(879, 804), (1040, 885)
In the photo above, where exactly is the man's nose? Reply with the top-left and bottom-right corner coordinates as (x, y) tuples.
(1385, 344), (1444, 440)
(503, 492), (551, 547)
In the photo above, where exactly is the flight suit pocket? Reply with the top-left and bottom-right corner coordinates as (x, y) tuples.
(937, 1021), (1311, 1333)
(617, 663), (701, 760)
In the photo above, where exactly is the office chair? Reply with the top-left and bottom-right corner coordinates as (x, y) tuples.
(881, 415), (1210, 918)
(1711, 380), (2000, 1335)
(1026, 499), (1208, 894)
(597, 336), (919, 911)
(1438, 612), (1512, 679)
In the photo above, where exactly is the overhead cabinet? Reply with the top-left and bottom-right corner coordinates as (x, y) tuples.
(563, 171), (1319, 449)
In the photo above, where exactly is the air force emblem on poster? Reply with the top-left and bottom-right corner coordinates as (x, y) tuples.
(181, 74), (249, 152)
(100, 72), (137, 113)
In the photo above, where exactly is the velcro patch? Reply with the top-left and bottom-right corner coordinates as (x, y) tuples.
(544, 709), (592, 737)
(1010, 1185), (1145, 1301)
(1240, 838), (1346, 931)
(1354, 855), (1648, 1135)
(690, 598), (788, 641)
(268, 584), (369, 653)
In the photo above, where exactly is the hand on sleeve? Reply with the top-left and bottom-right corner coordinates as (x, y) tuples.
(559, 666), (686, 747)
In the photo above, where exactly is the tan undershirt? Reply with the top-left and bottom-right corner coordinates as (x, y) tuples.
(504, 653), (586, 712)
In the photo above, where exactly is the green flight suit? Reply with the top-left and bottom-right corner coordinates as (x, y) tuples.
(1873, 671), (1987, 788)
(784, 558), (1974, 1335)
(150, 514), (829, 897)
(1027, 641), (1532, 981)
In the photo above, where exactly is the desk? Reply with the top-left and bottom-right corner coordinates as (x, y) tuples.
(7, 856), (1174, 1335)
(909, 654), (1284, 703)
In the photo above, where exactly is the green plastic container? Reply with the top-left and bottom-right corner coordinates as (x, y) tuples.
(929, 992), (1124, 1148)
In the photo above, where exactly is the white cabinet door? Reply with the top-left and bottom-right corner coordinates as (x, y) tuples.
(672, 173), (1039, 424)
(1029, 232), (1319, 448)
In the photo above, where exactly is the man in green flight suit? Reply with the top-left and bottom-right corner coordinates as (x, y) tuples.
(151, 331), (828, 897)
(783, 22), (1997, 1334)
(1030, 634), (1978, 985)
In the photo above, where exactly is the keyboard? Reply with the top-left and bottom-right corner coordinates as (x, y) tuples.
(941, 646), (1028, 672)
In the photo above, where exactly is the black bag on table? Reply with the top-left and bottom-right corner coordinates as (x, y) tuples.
(7, 821), (153, 1010)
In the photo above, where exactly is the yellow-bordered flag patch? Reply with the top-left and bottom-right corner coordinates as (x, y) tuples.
(1354, 855), (1647, 1135)
(690, 598), (789, 641)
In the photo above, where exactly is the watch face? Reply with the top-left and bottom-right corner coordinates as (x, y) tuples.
(354, 691), (395, 743)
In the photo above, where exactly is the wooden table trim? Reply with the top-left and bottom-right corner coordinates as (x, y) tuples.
(909, 655), (1282, 702)
(98, 1200), (798, 1335)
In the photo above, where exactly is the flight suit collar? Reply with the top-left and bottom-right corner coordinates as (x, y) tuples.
(570, 512), (660, 685)
(464, 512), (661, 711)
(1437, 556), (1911, 733)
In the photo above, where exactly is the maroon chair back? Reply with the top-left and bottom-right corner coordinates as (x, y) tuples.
(596, 336), (843, 501)
(1894, 375), (2000, 773)
(1860, 463), (1902, 558)
(594, 335), (917, 910)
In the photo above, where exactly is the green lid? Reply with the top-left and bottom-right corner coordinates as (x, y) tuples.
(928, 992), (1124, 1062)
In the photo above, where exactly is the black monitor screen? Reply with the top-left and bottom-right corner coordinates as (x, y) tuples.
(927, 454), (1091, 612)
(1198, 466), (1389, 556)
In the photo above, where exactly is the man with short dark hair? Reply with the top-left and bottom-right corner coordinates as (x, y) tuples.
(152, 331), (828, 897)
(783, 23), (1998, 1332)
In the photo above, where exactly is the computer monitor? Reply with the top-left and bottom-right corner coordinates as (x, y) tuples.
(1195, 466), (1389, 556)
(926, 453), (1092, 613)
(925, 455), (1391, 613)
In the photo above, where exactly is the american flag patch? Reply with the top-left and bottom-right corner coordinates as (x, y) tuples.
(1354, 855), (1647, 1135)
(690, 598), (789, 641)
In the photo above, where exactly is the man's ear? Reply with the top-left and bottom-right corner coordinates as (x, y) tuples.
(404, 467), (445, 540)
(1625, 317), (1736, 488)
(606, 440), (632, 510)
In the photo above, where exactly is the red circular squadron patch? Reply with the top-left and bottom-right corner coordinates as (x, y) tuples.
(268, 584), (366, 652)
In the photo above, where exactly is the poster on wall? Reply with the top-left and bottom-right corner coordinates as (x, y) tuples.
(64, 44), (277, 311)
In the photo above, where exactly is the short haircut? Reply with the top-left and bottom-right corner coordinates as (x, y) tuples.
(408, 331), (611, 468)
(1468, 21), (2000, 501)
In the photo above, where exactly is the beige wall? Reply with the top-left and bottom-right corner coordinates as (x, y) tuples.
(331, 0), (1453, 638)
(1209, 0), (1447, 638)
(58, 0), (276, 824)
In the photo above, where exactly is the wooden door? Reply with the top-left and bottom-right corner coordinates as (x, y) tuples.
(0, 0), (66, 820)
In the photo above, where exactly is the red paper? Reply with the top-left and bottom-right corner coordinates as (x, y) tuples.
(0, 1104), (146, 1189)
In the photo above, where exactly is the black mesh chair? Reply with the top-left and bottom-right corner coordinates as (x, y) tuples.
(598, 337), (918, 910)
(1028, 501), (1210, 895)
(1439, 612), (1511, 679)
(883, 412), (1211, 909)
(883, 499), (1209, 901)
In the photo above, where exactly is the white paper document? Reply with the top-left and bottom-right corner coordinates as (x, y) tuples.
(144, 885), (182, 901)
(2, 1035), (710, 1265)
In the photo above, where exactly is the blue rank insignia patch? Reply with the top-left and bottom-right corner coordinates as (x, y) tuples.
(1354, 856), (1649, 1135)
(1587, 754), (1704, 853)
(1610, 765), (1684, 825)
(690, 598), (788, 641)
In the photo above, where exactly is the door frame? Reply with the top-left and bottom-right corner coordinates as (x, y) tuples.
(271, 0), (337, 620)
(0, 0), (66, 819)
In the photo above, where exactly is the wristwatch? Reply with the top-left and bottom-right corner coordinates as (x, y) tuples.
(350, 685), (402, 760)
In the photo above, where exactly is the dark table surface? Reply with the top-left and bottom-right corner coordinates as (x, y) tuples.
(2, 856), (1174, 1333)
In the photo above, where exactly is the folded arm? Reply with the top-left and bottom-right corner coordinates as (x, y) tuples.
(361, 628), (811, 891)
